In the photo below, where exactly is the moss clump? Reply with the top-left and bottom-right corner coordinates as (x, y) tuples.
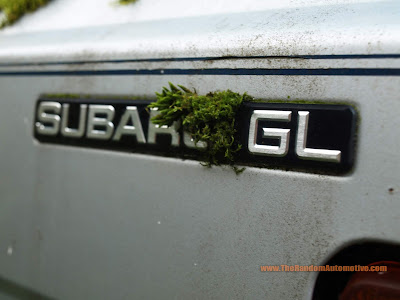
(148, 83), (251, 173)
(118, 0), (138, 5)
(0, 0), (49, 28)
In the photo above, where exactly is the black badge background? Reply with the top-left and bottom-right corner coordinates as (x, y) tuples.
(34, 98), (357, 175)
(236, 102), (357, 174)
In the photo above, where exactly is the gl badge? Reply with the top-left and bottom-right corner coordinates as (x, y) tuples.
(34, 97), (357, 175)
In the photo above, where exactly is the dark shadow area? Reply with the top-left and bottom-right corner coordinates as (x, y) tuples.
(0, 275), (54, 300)
(312, 241), (400, 300)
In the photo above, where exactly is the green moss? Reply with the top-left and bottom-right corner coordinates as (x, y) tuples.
(0, 0), (49, 28)
(148, 83), (251, 173)
(117, 0), (138, 5)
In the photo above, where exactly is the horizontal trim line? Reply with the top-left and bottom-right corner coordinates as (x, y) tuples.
(0, 54), (399, 67)
(1, 68), (400, 76)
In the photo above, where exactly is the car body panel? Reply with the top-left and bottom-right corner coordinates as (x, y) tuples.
(0, 1), (399, 299)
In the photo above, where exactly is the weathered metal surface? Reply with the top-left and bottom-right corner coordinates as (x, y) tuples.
(0, 1), (399, 299)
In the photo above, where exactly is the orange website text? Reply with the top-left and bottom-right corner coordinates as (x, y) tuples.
(260, 265), (387, 272)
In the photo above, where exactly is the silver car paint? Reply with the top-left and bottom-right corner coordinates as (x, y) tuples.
(0, 1), (399, 299)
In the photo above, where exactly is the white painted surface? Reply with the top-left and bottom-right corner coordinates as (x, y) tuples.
(0, 1), (399, 63)
(1, 0), (386, 34)
(0, 0), (399, 299)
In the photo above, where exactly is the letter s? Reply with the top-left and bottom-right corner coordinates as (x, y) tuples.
(36, 101), (61, 136)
